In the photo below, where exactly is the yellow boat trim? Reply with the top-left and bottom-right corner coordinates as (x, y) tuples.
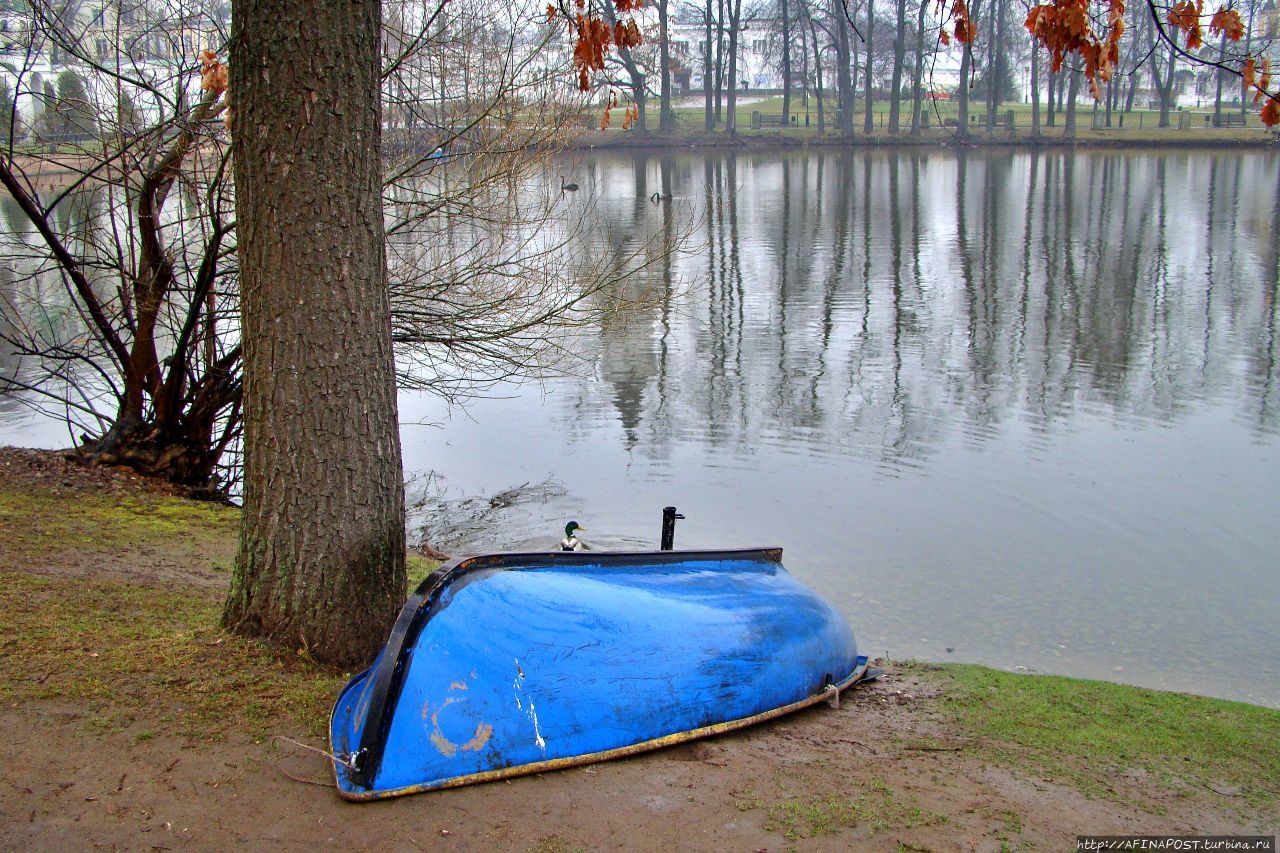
(330, 668), (864, 802)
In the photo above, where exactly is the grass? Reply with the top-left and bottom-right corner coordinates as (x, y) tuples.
(759, 773), (947, 841)
(0, 568), (347, 742)
(925, 663), (1280, 813)
(0, 488), (238, 561)
(614, 94), (1276, 144)
(3, 466), (1277, 837)
(0, 474), (438, 745)
(407, 553), (440, 587)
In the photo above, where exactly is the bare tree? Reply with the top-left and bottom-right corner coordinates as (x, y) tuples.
(725, 0), (744, 133)
(863, 0), (875, 132)
(833, 0), (854, 137)
(888, 0), (907, 132)
(1, 0), (664, 491)
(909, 0), (929, 134)
(658, 0), (676, 131)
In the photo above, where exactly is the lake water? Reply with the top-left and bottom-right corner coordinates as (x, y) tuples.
(4, 148), (1278, 707)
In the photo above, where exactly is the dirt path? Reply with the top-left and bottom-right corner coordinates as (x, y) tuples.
(0, 448), (1273, 851)
(4, 671), (1263, 852)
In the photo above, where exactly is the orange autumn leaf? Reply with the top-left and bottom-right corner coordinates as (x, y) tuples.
(940, 28), (952, 46)
(198, 50), (228, 96)
(1261, 97), (1280, 127)
(1208, 6), (1245, 40)
(1243, 57), (1256, 92)
(1168, 0), (1204, 48)
(1025, 0), (1126, 101)
(1167, 0), (1196, 29)
(1257, 58), (1271, 103)
(951, 0), (976, 43)
(554, 0), (644, 92)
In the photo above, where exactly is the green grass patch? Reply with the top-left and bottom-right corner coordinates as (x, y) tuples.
(406, 553), (440, 589)
(0, 489), (238, 560)
(760, 775), (946, 840)
(0, 568), (346, 742)
(927, 663), (1280, 813)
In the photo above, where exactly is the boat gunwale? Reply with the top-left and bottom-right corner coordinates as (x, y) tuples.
(338, 547), (785, 791)
(334, 658), (867, 801)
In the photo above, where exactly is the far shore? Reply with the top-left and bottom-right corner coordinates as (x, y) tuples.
(9, 118), (1276, 184)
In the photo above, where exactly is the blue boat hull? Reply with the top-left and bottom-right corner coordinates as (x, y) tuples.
(330, 548), (864, 800)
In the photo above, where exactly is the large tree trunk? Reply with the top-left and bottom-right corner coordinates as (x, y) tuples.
(957, 14), (973, 139)
(1153, 46), (1176, 127)
(1030, 43), (1041, 138)
(834, 0), (854, 139)
(225, 0), (407, 667)
(726, 0), (743, 134)
(888, 0), (907, 133)
(910, 0), (927, 134)
(1065, 68), (1080, 137)
(808, 13), (826, 134)
(863, 0), (875, 133)
(781, 0), (793, 123)
(704, 0), (715, 130)
(986, 0), (1005, 133)
(658, 0), (675, 132)
(1213, 29), (1227, 126)
(715, 0), (726, 122)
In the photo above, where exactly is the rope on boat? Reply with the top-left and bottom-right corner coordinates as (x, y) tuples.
(272, 735), (359, 771)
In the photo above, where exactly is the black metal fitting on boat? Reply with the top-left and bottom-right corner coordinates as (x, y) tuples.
(660, 506), (685, 550)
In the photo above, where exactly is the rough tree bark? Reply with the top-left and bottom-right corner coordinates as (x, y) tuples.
(834, 0), (854, 139)
(863, 0), (875, 133)
(658, 0), (675, 132)
(1030, 43), (1041, 137)
(957, 1), (974, 140)
(224, 0), (407, 667)
(910, 0), (928, 134)
(781, 0), (793, 123)
(1152, 44), (1176, 127)
(601, 0), (648, 131)
(807, 11), (826, 133)
(704, 0), (716, 130)
(726, 0), (743, 134)
(888, 0), (906, 133)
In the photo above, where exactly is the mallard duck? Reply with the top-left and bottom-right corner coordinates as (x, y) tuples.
(561, 521), (589, 551)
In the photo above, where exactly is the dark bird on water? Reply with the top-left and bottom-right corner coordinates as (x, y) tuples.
(560, 175), (579, 193)
(650, 191), (671, 203)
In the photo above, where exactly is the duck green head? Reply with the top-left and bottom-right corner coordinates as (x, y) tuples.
(565, 521), (584, 537)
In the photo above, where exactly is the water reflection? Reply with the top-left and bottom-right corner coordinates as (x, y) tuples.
(5, 148), (1280, 707)
(444, 148), (1279, 708)
(576, 150), (1279, 475)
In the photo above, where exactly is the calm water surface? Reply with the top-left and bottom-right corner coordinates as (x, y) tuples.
(4, 148), (1278, 707)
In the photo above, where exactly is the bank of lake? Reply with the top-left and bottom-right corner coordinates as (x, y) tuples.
(0, 447), (1276, 850)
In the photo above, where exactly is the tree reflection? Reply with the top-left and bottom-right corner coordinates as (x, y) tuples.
(576, 149), (1280, 466)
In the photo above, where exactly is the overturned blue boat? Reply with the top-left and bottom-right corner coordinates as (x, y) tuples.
(330, 546), (872, 800)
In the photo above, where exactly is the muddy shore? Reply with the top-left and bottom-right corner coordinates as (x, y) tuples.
(1, 447), (1275, 851)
